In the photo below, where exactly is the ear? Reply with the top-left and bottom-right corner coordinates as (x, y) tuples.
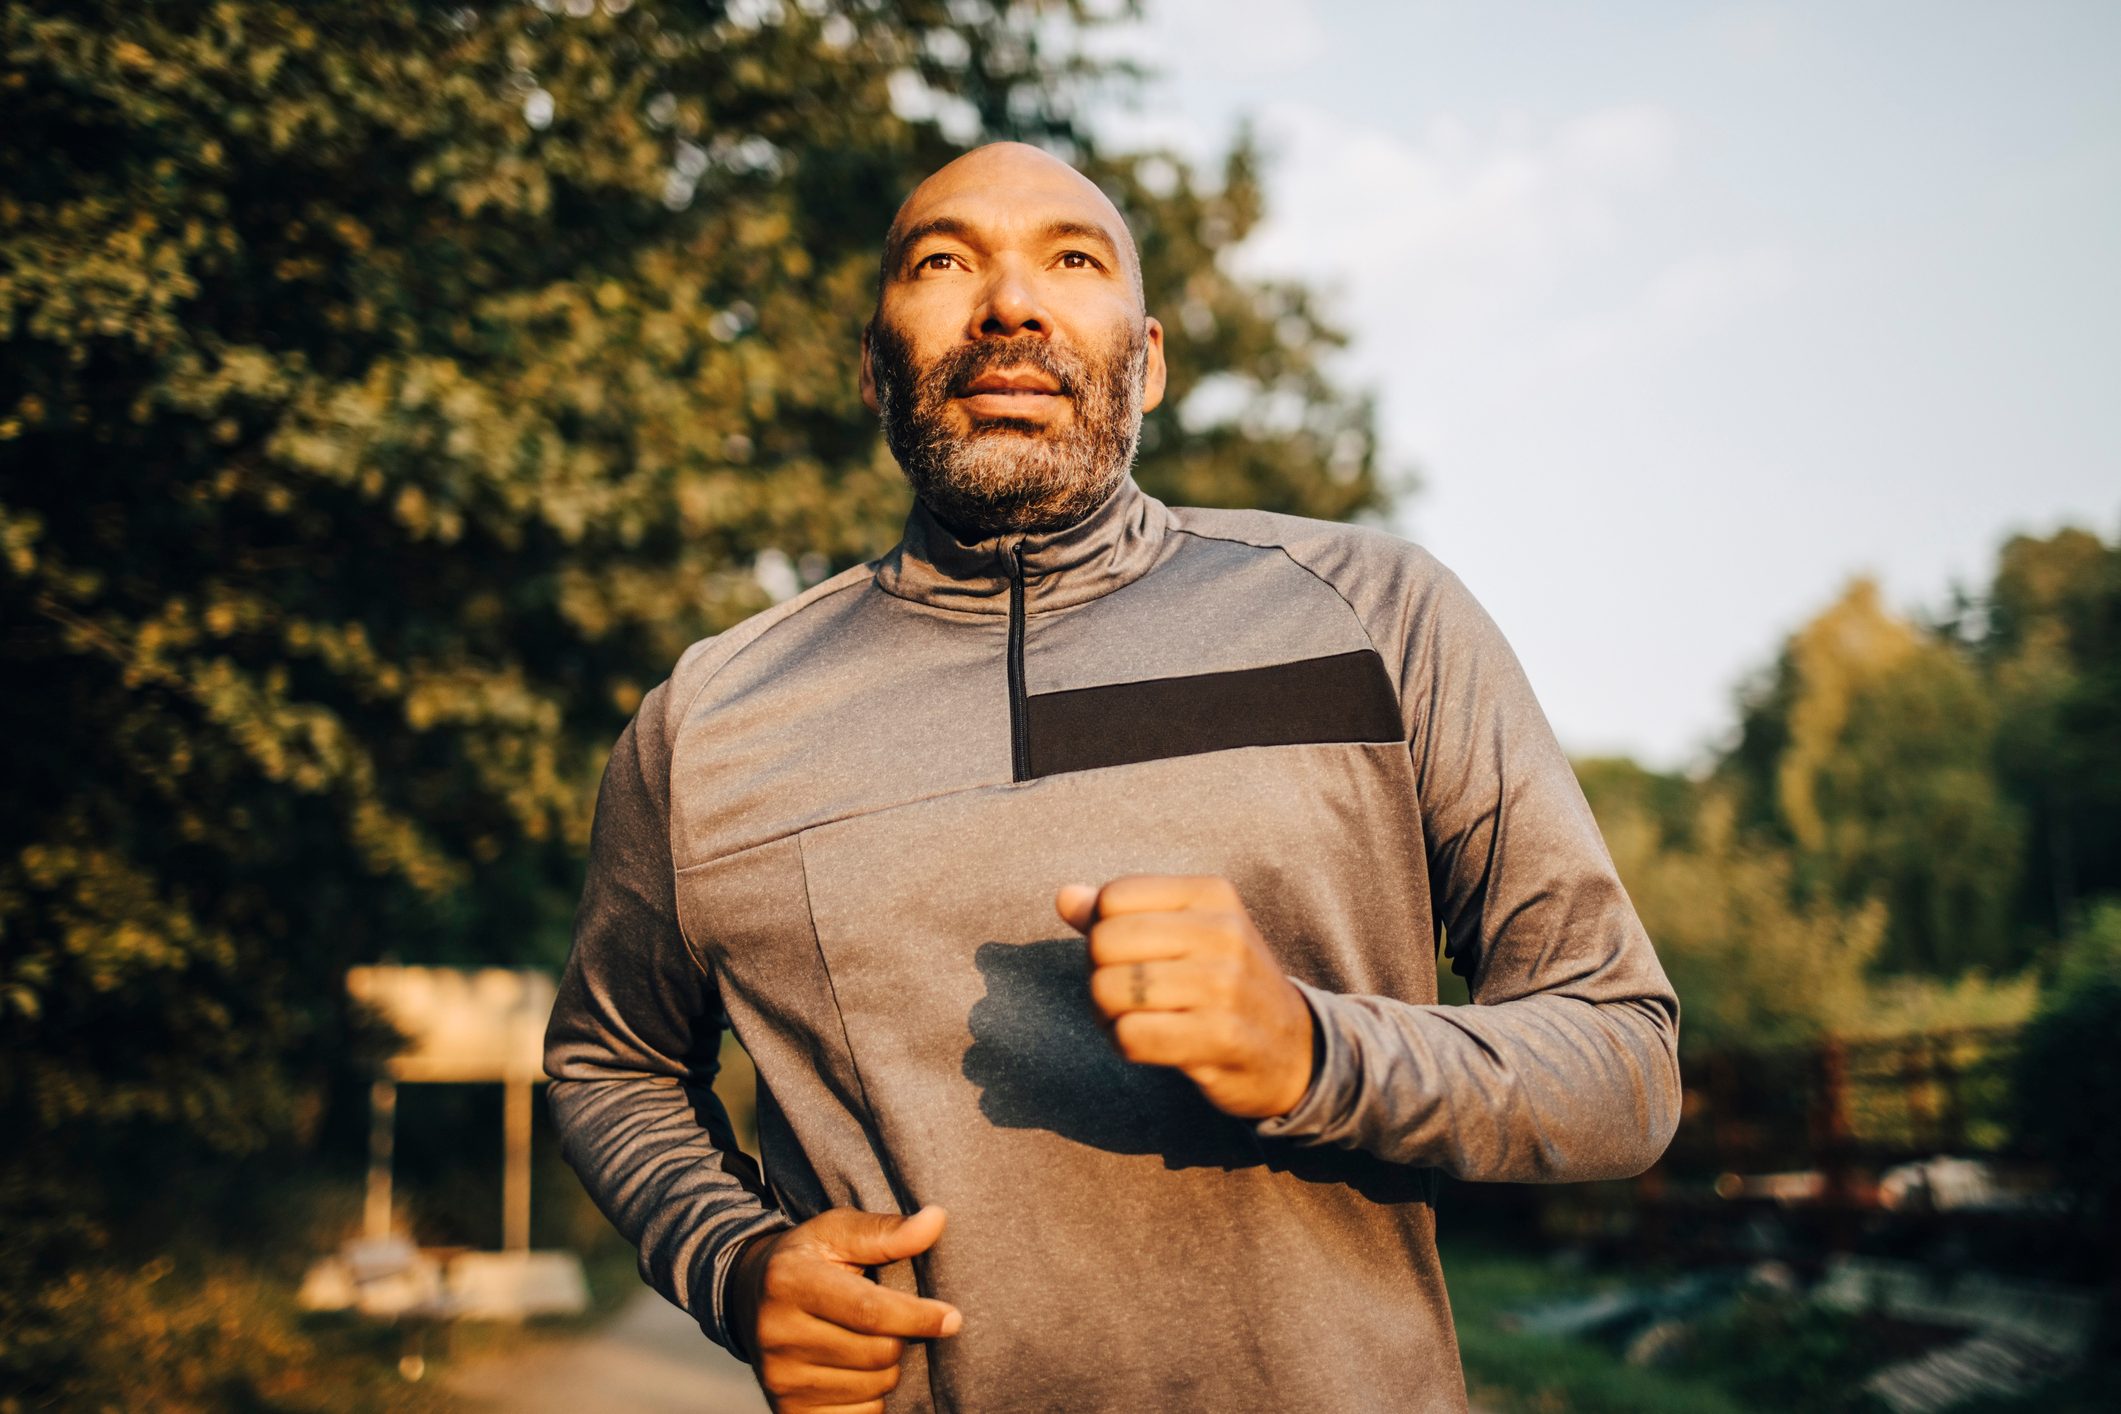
(858, 322), (881, 414)
(1139, 316), (1168, 414)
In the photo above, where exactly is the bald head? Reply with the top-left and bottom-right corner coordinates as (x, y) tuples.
(860, 140), (1168, 536)
(878, 142), (1144, 309)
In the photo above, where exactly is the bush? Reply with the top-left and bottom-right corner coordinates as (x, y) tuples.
(2012, 904), (2121, 1274)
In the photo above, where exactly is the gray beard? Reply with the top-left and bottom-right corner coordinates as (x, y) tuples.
(871, 320), (1147, 539)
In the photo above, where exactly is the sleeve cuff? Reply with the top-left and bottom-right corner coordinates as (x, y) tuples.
(1254, 977), (1357, 1143)
(701, 1209), (794, 1358)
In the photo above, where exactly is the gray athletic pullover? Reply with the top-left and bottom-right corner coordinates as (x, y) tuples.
(545, 476), (1681, 1412)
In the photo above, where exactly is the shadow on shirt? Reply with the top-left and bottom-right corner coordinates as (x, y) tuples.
(960, 937), (1431, 1207)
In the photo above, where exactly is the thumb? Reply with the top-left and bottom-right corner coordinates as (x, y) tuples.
(1055, 883), (1098, 934)
(812, 1204), (949, 1266)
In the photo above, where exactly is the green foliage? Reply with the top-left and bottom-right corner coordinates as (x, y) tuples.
(1580, 761), (2038, 1056)
(0, 0), (1392, 1397)
(1979, 530), (2121, 940)
(1585, 768), (1885, 1054)
(2012, 903), (2121, 1218)
(0, 1168), (426, 1412)
(1634, 529), (2121, 1172)
(1438, 1237), (1747, 1414)
(1724, 580), (2024, 974)
(1720, 529), (2121, 983)
(1665, 1291), (1893, 1413)
(1099, 135), (1396, 520)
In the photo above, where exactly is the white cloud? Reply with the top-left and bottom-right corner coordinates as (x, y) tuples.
(1209, 101), (1794, 449)
(1546, 245), (1799, 370)
(1231, 100), (1683, 338)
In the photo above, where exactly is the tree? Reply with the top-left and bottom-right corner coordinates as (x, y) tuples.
(1722, 580), (2023, 974)
(0, 0), (1393, 1395)
(2011, 903), (2121, 1307)
(1976, 528), (2121, 942)
(1102, 136), (1394, 522)
(1579, 760), (2036, 1055)
(1580, 761), (1886, 1053)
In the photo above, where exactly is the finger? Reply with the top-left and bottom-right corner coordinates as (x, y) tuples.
(760, 1309), (903, 1371)
(1089, 958), (1207, 1019)
(1055, 882), (1099, 932)
(756, 1355), (901, 1405)
(810, 1204), (949, 1266)
(803, 1265), (963, 1339)
(1086, 911), (1232, 966)
(1111, 1009), (1225, 1070)
(1092, 874), (1242, 919)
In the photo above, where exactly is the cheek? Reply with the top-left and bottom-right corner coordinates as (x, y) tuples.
(885, 288), (976, 347)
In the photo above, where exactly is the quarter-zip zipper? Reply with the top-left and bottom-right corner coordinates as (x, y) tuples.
(1006, 540), (1031, 782)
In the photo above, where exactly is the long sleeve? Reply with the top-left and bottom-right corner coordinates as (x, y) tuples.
(544, 680), (788, 1352)
(1258, 564), (1682, 1182)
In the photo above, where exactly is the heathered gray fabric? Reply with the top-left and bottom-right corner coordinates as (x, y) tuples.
(546, 476), (1681, 1412)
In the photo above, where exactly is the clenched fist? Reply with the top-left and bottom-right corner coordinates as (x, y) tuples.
(725, 1205), (962, 1413)
(1057, 875), (1318, 1120)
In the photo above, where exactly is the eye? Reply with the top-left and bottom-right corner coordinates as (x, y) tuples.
(1058, 250), (1102, 270)
(915, 251), (964, 272)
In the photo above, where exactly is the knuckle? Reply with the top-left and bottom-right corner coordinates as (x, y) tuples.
(1092, 972), (1127, 1015)
(1086, 917), (1129, 958)
(755, 1307), (795, 1350)
(758, 1355), (796, 1395)
(861, 1335), (905, 1370)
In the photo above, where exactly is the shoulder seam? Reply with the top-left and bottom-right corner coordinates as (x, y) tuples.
(1168, 521), (1386, 664)
(674, 565), (876, 725)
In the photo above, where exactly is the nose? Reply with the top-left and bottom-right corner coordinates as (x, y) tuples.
(969, 256), (1049, 339)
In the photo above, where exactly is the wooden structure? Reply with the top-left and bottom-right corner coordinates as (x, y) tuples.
(347, 965), (557, 1252)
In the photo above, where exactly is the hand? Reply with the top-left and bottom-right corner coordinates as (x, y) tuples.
(725, 1205), (962, 1413)
(1057, 875), (1317, 1120)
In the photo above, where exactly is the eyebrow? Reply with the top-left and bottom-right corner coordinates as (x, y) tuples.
(886, 215), (1124, 275)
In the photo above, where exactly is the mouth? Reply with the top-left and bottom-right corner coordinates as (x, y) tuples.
(956, 367), (1065, 401)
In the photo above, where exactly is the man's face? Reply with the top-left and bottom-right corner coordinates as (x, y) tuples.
(862, 146), (1167, 538)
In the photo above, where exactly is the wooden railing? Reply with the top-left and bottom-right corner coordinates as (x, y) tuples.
(1666, 1026), (2025, 1179)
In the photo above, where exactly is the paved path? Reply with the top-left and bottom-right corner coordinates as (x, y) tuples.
(445, 1290), (768, 1414)
(447, 1289), (1498, 1413)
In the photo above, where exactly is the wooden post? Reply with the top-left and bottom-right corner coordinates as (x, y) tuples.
(1814, 1037), (1858, 1249)
(1902, 1035), (1935, 1152)
(366, 1076), (397, 1240)
(503, 1074), (532, 1253)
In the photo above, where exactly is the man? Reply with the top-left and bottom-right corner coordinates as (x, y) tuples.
(546, 142), (1680, 1413)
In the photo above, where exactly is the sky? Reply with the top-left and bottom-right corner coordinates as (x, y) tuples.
(1082, 0), (2121, 769)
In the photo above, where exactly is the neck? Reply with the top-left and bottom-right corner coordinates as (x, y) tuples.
(914, 469), (1130, 545)
(875, 475), (1169, 615)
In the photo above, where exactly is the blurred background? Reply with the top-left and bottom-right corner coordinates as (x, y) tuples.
(1, 2), (2115, 1410)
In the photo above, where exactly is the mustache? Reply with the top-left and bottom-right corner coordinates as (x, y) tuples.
(936, 337), (1080, 399)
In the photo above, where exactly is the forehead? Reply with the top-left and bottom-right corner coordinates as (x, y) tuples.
(889, 156), (1127, 252)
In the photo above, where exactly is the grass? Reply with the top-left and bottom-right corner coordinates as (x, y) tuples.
(1439, 1231), (2116, 1414)
(1439, 1235), (1748, 1414)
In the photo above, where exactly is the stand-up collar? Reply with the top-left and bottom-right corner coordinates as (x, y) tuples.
(874, 476), (1171, 615)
